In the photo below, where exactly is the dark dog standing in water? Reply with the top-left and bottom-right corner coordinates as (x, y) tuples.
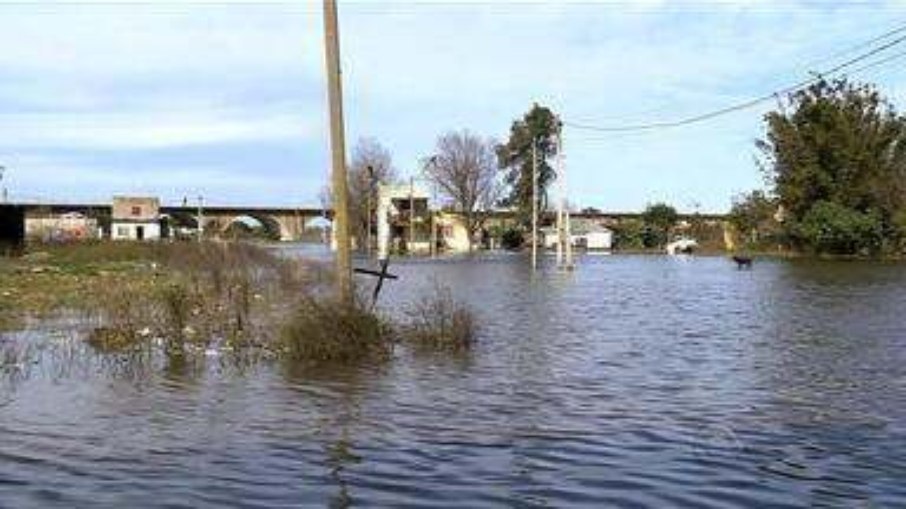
(732, 255), (753, 269)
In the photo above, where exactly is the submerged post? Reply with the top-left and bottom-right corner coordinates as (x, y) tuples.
(323, 0), (353, 302)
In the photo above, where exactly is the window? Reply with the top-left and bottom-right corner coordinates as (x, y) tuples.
(117, 226), (130, 238)
(131, 206), (142, 216)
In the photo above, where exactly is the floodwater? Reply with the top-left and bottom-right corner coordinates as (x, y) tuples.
(2, 249), (906, 507)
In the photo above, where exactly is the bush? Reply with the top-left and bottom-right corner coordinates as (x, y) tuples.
(612, 219), (645, 250)
(280, 296), (393, 364)
(795, 201), (883, 255)
(404, 284), (475, 352)
(500, 228), (524, 250)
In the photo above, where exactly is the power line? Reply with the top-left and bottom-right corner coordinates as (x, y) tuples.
(796, 18), (906, 72)
(565, 26), (906, 133)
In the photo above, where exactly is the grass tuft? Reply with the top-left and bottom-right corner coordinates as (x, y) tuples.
(403, 283), (475, 352)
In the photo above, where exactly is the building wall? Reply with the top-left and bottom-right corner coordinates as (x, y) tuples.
(112, 222), (161, 241)
(25, 216), (99, 242)
(113, 197), (160, 222)
(585, 231), (613, 250)
(436, 213), (471, 252)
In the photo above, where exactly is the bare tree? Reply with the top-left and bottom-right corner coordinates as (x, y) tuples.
(320, 138), (396, 250)
(349, 138), (396, 250)
(424, 130), (501, 250)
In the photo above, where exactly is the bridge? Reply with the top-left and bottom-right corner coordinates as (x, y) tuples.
(2, 201), (728, 249)
(5, 202), (331, 243)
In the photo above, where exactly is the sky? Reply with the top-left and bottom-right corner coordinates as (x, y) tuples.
(1, 0), (905, 213)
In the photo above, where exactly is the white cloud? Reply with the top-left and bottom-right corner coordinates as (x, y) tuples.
(0, 0), (904, 210)
(0, 111), (318, 150)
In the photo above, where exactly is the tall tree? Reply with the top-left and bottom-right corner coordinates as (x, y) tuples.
(424, 130), (501, 250)
(497, 104), (560, 226)
(758, 78), (906, 253)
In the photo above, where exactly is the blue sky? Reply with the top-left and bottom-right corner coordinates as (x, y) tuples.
(1, 0), (905, 212)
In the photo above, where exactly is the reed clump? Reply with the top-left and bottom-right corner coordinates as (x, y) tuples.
(403, 284), (476, 352)
(4, 241), (480, 370)
(78, 242), (320, 361)
(279, 295), (394, 364)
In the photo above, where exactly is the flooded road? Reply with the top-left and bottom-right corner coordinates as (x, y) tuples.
(2, 250), (906, 507)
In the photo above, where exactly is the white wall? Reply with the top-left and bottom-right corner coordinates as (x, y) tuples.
(111, 222), (161, 241)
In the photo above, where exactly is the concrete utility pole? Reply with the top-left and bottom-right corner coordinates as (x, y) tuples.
(323, 0), (353, 302)
(531, 138), (538, 271)
(555, 131), (564, 267)
(558, 121), (574, 269)
(197, 195), (204, 242)
(408, 176), (415, 253)
(366, 165), (374, 257)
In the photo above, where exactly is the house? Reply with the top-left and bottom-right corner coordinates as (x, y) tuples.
(435, 212), (471, 252)
(543, 218), (613, 251)
(375, 183), (432, 257)
(111, 196), (161, 241)
(25, 211), (99, 242)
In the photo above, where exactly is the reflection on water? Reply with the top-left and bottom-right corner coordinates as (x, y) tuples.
(2, 249), (906, 507)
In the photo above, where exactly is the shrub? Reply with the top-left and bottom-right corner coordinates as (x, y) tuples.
(612, 218), (645, 250)
(279, 296), (393, 364)
(500, 228), (524, 250)
(404, 284), (475, 352)
(795, 201), (883, 255)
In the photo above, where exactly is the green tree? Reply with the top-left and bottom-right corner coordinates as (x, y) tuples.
(728, 190), (778, 245)
(758, 78), (906, 254)
(497, 104), (560, 227)
(641, 202), (678, 248)
(612, 218), (645, 250)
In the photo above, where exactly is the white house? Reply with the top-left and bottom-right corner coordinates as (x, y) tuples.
(111, 196), (161, 241)
(375, 183), (432, 258)
(543, 219), (613, 251)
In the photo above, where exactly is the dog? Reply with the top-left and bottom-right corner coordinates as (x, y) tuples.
(731, 255), (753, 269)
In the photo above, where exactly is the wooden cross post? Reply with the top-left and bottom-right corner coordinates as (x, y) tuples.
(353, 258), (399, 310)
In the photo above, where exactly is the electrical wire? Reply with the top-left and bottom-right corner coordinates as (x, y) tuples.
(565, 27), (906, 133)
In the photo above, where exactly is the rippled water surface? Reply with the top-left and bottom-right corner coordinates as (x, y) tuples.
(3, 250), (906, 507)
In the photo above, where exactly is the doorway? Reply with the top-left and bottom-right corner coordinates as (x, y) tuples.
(136, 226), (145, 241)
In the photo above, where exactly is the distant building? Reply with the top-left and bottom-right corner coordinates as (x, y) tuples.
(435, 212), (472, 252)
(543, 218), (613, 251)
(25, 211), (99, 242)
(375, 183), (432, 257)
(111, 196), (161, 241)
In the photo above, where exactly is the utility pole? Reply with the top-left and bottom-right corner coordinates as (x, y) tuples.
(323, 0), (353, 302)
(366, 165), (374, 257)
(197, 195), (204, 242)
(557, 126), (575, 270)
(559, 121), (574, 269)
(531, 138), (538, 271)
(408, 176), (415, 253)
(430, 180), (438, 257)
(555, 128), (564, 267)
